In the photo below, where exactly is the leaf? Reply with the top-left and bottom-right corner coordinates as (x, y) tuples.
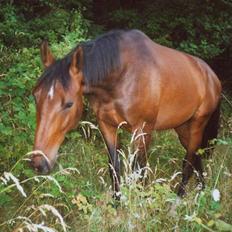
(207, 220), (215, 227)
(215, 219), (232, 231)
(197, 148), (205, 155)
(0, 192), (12, 207)
(217, 139), (229, 145)
(72, 194), (92, 214)
(194, 217), (202, 225)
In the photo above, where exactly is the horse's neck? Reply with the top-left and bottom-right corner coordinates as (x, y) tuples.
(84, 83), (111, 100)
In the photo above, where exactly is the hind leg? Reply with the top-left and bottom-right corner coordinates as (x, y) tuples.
(175, 115), (210, 196)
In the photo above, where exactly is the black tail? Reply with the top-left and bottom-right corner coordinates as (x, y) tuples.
(201, 102), (220, 157)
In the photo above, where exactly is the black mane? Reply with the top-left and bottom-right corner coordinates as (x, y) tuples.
(37, 30), (123, 89)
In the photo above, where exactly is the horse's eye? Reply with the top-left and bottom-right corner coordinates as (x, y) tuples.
(64, 102), (73, 109)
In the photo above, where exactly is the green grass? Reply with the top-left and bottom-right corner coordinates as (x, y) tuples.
(0, 108), (232, 231)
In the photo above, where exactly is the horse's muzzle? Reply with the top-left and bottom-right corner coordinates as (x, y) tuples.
(30, 153), (51, 174)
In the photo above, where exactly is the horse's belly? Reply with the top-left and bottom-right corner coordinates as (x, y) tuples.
(154, 100), (198, 130)
(152, 74), (202, 130)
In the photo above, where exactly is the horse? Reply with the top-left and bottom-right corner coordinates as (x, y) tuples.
(30, 29), (221, 197)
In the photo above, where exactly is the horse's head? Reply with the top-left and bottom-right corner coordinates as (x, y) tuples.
(30, 41), (84, 173)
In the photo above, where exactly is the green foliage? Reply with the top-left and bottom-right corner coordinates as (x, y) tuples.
(0, 5), (89, 172)
(0, 4), (90, 49)
(0, 4), (28, 48)
(0, 1), (232, 231)
(110, 0), (232, 60)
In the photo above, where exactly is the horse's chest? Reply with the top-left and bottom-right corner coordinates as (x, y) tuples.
(89, 97), (127, 127)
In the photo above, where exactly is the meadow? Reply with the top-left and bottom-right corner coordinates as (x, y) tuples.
(0, 108), (232, 231)
(0, 2), (232, 231)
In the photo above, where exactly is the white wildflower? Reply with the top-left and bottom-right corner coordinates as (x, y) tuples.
(212, 189), (220, 202)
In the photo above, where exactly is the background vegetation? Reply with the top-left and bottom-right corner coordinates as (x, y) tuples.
(0, 0), (231, 231)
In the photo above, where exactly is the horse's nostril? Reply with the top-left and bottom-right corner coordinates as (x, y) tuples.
(30, 155), (51, 174)
(38, 158), (50, 174)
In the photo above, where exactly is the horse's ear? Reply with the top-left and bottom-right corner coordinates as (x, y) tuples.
(40, 40), (55, 68)
(70, 46), (83, 78)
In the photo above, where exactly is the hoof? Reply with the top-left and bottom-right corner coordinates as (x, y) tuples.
(112, 191), (121, 201)
(177, 185), (186, 197)
(196, 181), (205, 191)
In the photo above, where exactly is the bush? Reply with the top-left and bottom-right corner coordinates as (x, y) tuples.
(109, 1), (232, 60)
(0, 8), (89, 171)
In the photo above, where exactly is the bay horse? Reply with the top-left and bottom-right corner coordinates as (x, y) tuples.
(31, 30), (221, 197)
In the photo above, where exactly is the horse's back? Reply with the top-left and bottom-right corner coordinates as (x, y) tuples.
(117, 30), (221, 129)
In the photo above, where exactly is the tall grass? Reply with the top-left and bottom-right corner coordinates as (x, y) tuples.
(0, 98), (232, 232)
